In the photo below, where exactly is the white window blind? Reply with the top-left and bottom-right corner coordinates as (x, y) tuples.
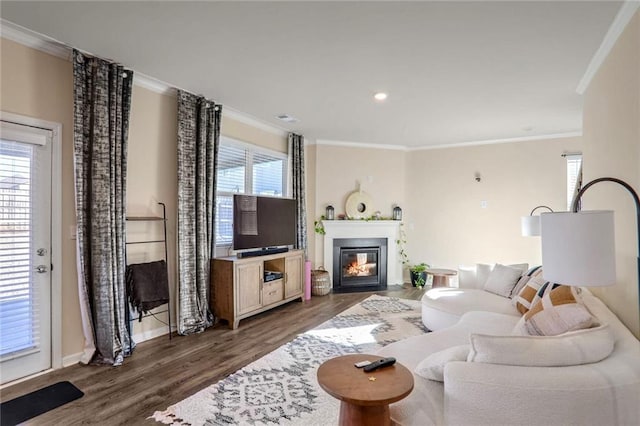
(215, 138), (288, 247)
(566, 154), (583, 210)
(0, 140), (38, 358)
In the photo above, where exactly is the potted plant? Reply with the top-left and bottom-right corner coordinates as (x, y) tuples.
(409, 262), (430, 288)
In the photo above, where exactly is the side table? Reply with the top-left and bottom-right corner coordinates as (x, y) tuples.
(426, 268), (457, 287)
(317, 354), (414, 426)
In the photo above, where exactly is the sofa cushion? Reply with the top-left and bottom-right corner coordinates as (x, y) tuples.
(520, 285), (594, 335)
(468, 324), (614, 366)
(415, 345), (469, 382)
(483, 264), (523, 297)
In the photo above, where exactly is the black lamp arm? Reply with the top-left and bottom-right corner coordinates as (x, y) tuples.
(529, 205), (554, 216)
(571, 177), (640, 214)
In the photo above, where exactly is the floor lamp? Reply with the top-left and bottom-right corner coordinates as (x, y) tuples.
(521, 205), (554, 236)
(540, 177), (640, 308)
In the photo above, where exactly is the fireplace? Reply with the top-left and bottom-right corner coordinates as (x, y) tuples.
(332, 238), (387, 293)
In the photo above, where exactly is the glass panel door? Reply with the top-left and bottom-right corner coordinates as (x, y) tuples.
(0, 121), (52, 384)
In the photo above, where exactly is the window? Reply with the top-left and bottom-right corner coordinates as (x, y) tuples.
(566, 153), (582, 210)
(215, 137), (288, 246)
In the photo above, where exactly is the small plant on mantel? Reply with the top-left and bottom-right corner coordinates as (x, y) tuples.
(314, 216), (326, 235)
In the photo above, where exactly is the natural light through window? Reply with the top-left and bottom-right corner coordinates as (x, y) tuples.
(566, 153), (583, 210)
(305, 324), (381, 346)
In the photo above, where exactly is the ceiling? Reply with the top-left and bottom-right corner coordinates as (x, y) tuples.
(1, 1), (624, 148)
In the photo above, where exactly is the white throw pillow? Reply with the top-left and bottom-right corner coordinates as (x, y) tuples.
(476, 263), (493, 287)
(468, 324), (614, 367)
(415, 345), (470, 382)
(457, 265), (478, 289)
(483, 264), (524, 298)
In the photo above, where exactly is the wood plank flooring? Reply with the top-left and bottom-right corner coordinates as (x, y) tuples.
(1, 285), (425, 425)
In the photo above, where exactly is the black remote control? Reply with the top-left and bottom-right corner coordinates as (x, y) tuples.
(363, 357), (396, 372)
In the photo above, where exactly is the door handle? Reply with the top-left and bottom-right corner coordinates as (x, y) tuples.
(35, 265), (48, 273)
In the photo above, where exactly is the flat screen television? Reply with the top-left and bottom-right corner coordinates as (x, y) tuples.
(232, 194), (297, 252)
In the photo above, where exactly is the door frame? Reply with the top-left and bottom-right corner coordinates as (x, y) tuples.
(0, 111), (62, 373)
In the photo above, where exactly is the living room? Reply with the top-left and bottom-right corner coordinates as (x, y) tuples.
(0, 1), (638, 424)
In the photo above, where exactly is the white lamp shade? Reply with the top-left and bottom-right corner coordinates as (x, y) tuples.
(540, 211), (616, 287)
(521, 216), (541, 236)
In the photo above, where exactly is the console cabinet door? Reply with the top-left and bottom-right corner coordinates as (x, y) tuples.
(284, 253), (303, 298)
(236, 262), (262, 315)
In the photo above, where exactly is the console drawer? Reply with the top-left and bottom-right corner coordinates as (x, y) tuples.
(262, 280), (283, 305)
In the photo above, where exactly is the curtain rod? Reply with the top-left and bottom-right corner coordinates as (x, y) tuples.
(561, 152), (582, 157)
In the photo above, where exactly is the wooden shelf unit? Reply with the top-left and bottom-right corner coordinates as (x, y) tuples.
(211, 249), (304, 329)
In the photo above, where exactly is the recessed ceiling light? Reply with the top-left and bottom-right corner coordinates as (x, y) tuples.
(276, 114), (299, 123)
(374, 92), (388, 101)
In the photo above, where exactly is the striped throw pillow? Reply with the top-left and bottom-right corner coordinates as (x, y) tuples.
(510, 265), (543, 299)
(523, 285), (594, 336)
(514, 276), (546, 314)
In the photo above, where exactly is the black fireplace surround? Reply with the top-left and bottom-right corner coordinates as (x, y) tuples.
(332, 238), (387, 293)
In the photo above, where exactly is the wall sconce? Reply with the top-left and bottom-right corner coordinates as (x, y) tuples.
(475, 173), (481, 182)
(521, 205), (554, 236)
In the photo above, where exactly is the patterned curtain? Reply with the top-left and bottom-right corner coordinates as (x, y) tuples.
(289, 133), (308, 256)
(73, 49), (133, 366)
(177, 90), (221, 335)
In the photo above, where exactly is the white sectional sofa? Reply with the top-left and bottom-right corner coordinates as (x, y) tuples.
(378, 266), (640, 426)
(421, 264), (524, 331)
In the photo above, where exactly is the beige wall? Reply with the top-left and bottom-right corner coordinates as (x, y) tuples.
(312, 144), (407, 267)
(0, 38), (83, 361)
(126, 86), (178, 338)
(405, 138), (581, 272)
(582, 11), (639, 337)
(221, 116), (287, 153)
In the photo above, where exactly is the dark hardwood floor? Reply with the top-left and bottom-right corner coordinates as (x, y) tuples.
(1, 285), (425, 425)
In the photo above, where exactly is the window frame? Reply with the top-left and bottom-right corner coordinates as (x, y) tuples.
(215, 136), (289, 250)
(566, 153), (583, 211)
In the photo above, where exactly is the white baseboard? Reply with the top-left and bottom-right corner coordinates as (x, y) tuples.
(62, 352), (84, 367)
(132, 325), (175, 343)
(42, 327), (175, 371)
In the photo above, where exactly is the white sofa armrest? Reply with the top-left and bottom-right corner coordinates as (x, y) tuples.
(444, 360), (640, 426)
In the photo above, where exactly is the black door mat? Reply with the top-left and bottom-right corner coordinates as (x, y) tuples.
(1, 381), (84, 426)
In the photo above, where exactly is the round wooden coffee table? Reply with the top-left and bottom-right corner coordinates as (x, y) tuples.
(426, 268), (457, 287)
(317, 354), (414, 426)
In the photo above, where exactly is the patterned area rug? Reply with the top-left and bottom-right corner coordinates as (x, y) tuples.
(151, 295), (427, 425)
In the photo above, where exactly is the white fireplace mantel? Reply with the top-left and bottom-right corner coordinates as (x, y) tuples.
(322, 220), (402, 286)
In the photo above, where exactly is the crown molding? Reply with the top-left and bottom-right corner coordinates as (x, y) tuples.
(316, 132), (582, 152)
(408, 131), (583, 151)
(576, 1), (640, 95)
(315, 139), (408, 151)
(1, 19), (70, 60)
